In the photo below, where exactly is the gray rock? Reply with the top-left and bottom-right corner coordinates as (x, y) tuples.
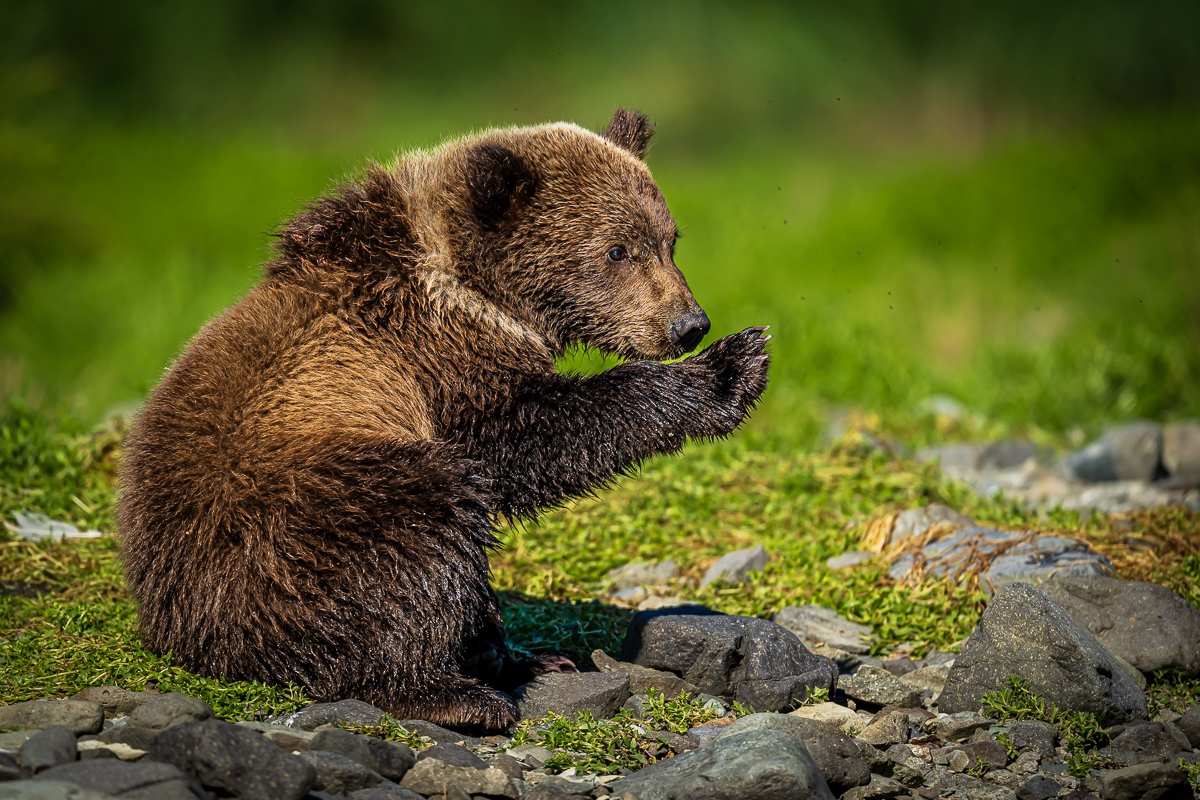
(979, 441), (1042, 471)
(1093, 761), (1192, 800)
(840, 773), (908, 800)
(1007, 720), (1058, 756)
(889, 527), (1113, 597)
(889, 504), (975, 548)
(881, 657), (918, 677)
(855, 711), (908, 748)
(938, 583), (1147, 723)
(70, 687), (160, 719)
(309, 728), (415, 781)
(1062, 422), (1163, 483)
(236, 720), (317, 751)
(273, 699), (393, 731)
(620, 608), (837, 712)
(838, 666), (923, 710)
(18, 727), (77, 775)
(935, 711), (1000, 743)
(591, 649), (699, 698)
(507, 743), (554, 768)
(606, 560), (677, 591)
(349, 786), (426, 800)
(399, 759), (518, 798)
(1043, 575), (1200, 676)
(613, 728), (835, 799)
(300, 749), (388, 795)
(1162, 422), (1200, 481)
(772, 605), (876, 654)
(881, 743), (927, 786)
(826, 551), (873, 570)
(490, 752), (524, 780)
(126, 694), (213, 732)
(898, 664), (950, 700)
(0, 752), (29, 782)
(513, 671), (630, 720)
(393, 719), (481, 747)
(1015, 774), (1060, 800)
(0, 781), (115, 800)
(1098, 721), (1188, 766)
(0, 730), (38, 749)
(149, 718), (316, 800)
(33, 761), (208, 798)
(700, 545), (771, 588)
(947, 739), (1008, 770)
(916, 444), (986, 482)
(414, 742), (485, 770)
(1179, 704), (1200, 749)
(686, 724), (726, 747)
(714, 713), (868, 794)
(0, 701), (104, 736)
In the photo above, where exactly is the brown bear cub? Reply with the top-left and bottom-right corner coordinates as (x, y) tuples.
(118, 109), (770, 729)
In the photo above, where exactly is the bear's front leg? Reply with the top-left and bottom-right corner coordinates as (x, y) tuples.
(453, 327), (770, 519)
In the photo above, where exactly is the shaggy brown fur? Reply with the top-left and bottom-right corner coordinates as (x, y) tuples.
(118, 109), (770, 729)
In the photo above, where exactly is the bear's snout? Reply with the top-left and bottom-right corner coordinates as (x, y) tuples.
(670, 310), (711, 352)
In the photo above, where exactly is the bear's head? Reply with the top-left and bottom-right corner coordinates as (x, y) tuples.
(460, 108), (710, 362)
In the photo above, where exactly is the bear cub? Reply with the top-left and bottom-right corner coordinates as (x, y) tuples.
(118, 108), (771, 729)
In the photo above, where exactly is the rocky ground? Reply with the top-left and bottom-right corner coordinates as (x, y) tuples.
(3, 424), (1199, 800)
(2, 567), (1198, 800)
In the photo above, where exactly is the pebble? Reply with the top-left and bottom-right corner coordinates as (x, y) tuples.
(605, 559), (677, 591)
(838, 666), (924, 710)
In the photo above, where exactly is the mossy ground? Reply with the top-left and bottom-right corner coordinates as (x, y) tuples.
(3, 400), (1198, 724)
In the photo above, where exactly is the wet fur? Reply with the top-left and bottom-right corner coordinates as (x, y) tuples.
(118, 109), (770, 729)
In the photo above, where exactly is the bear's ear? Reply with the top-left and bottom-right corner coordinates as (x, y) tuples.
(602, 108), (654, 159)
(466, 144), (537, 231)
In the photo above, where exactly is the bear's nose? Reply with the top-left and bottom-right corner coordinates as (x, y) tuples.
(670, 310), (711, 352)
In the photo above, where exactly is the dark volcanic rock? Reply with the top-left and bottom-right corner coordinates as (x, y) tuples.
(612, 729), (835, 800)
(394, 719), (483, 747)
(300, 749), (388, 795)
(0, 752), (29, 782)
(620, 607), (838, 712)
(0, 700), (104, 736)
(1007, 720), (1058, 756)
(34, 760), (208, 799)
(939, 583), (1148, 723)
(1093, 761), (1193, 800)
(1016, 774), (1061, 800)
(309, 728), (416, 781)
(714, 713), (869, 794)
(947, 739), (1008, 770)
(1063, 422), (1163, 483)
(275, 699), (394, 731)
(1098, 722), (1188, 766)
(838, 666), (923, 710)
(349, 785), (426, 800)
(1043, 576), (1200, 677)
(513, 670), (631, 720)
(592, 649), (700, 698)
(1180, 704), (1200, 749)
(149, 718), (315, 800)
(414, 742), (487, 770)
(18, 726), (78, 775)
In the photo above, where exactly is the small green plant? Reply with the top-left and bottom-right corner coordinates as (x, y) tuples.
(966, 757), (989, 779)
(983, 676), (1112, 776)
(510, 690), (742, 774)
(1179, 757), (1200, 794)
(996, 731), (1019, 761)
(338, 718), (431, 750)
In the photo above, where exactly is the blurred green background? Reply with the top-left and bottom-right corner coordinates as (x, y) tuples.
(3, 0), (1199, 447)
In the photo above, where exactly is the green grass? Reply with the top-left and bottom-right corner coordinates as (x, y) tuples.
(4, 401), (1197, 725)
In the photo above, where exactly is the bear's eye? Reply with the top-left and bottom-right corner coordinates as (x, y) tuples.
(606, 245), (629, 264)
